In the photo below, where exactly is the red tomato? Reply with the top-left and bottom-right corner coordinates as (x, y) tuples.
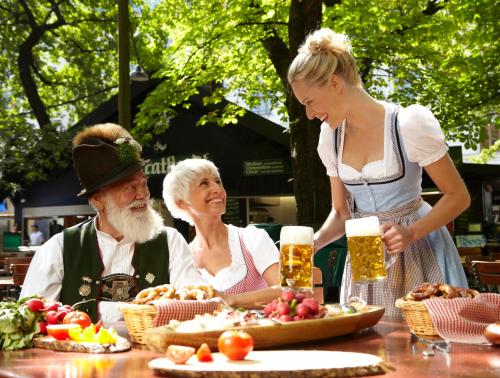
(63, 311), (92, 328)
(166, 345), (195, 364)
(217, 330), (253, 360)
(196, 343), (213, 362)
(95, 320), (104, 333)
(46, 324), (80, 341)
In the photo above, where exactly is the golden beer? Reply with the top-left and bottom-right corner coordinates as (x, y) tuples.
(279, 243), (314, 289)
(279, 226), (314, 289)
(347, 235), (386, 283)
(345, 216), (387, 284)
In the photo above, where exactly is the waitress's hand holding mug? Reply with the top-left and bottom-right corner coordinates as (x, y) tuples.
(380, 223), (415, 254)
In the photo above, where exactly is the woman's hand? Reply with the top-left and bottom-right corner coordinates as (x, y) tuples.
(380, 223), (415, 254)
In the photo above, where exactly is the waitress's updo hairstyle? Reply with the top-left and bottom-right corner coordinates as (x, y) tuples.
(288, 28), (361, 88)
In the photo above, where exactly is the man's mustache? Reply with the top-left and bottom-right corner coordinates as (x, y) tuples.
(127, 200), (150, 209)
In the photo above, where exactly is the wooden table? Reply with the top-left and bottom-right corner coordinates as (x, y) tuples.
(0, 278), (14, 301)
(0, 278), (13, 287)
(0, 320), (498, 378)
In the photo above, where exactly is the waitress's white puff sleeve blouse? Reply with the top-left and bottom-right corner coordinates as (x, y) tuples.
(317, 103), (449, 180)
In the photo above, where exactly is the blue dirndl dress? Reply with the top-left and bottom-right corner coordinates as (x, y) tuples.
(333, 106), (468, 319)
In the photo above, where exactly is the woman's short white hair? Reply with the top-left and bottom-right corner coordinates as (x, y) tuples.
(162, 158), (220, 225)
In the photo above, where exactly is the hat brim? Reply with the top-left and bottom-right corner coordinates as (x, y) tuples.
(77, 159), (149, 198)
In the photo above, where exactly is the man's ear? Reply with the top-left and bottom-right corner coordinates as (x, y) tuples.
(91, 191), (106, 213)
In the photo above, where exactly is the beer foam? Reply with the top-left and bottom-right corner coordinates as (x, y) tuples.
(345, 216), (380, 237)
(280, 226), (313, 244)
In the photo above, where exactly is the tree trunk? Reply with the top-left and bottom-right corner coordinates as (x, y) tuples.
(287, 0), (330, 228)
(18, 37), (51, 129)
(288, 98), (331, 228)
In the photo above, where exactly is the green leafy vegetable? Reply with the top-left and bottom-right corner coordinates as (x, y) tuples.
(0, 297), (44, 350)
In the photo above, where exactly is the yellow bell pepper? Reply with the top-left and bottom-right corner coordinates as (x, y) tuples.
(67, 323), (118, 344)
(96, 327), (118, 344)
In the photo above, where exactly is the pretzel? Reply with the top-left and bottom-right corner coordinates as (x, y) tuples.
(133, 287), (157, 304)
(456, 287), (479, 298)
(155, 284), (176, 299)
(175, 285), (216, 300)
(133, 284), (216, 304)
(405, 283), (480, 302)
(437, 284), (458, 299)
(406, 282), (437, 301)
(197, 285), (216, 299)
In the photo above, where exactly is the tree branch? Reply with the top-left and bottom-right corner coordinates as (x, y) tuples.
(50, 31), (115, 53)
(323, 0), (342, 6)
(260, 30), (291, 91)
(236, 21), (288, 27)
(8, 85), (117, 118)
(422, 0), (447, 16)
(467, 91), (500, 111)
(16, 0), (73, 128)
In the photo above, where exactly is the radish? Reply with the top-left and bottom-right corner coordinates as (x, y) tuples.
(25, 298), (45, 312)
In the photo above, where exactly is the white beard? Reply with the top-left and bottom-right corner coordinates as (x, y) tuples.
(104, 197), (164, 243)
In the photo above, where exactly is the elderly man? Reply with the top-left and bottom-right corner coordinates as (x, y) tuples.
(21, 123), (203, 322)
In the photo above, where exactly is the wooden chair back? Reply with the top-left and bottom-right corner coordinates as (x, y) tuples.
(5, 256), (32, 287)
(11, 264), (30, 286)
(472, 261), (500, 291)
(4, 256), (32, 268)
(489, 252), (500, 261)
(464, 255), (493, 275)
(457, 247), (482, 257)
(0, 253), (18, 274)
(313, 266), (324, 304)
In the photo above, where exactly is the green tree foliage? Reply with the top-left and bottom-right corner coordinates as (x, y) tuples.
(470, 140), (500, 164)
(1, 1), (498, 225)
(0, 1), (118, 195)
(134, 0), (499, 224)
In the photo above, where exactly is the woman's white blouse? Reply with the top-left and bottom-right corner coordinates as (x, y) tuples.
(317, 102), (449, 179)
(189, 224), (279, 292)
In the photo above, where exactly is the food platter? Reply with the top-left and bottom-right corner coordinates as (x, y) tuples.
(33, 336), (131, 353)
(149, 350), (392, 378)
(144, 305), (384, 351)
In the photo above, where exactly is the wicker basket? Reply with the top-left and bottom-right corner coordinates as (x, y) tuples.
(395, 298), (442, 339)
(119, 303), (158, 344)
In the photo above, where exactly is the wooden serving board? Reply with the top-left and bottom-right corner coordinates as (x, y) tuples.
(149, 350), (393, 378)
(145, 306), (384, 352)
(33, 336), (131, 353)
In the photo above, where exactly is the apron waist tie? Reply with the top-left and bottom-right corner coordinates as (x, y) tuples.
(354, 197), (423, 222)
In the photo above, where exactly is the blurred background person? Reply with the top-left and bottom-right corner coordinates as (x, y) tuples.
(28, 224), (44, 246)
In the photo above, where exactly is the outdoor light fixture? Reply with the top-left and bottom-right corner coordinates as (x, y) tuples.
(130, 66), (149, 82)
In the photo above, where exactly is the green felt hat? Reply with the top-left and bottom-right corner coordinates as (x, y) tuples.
(73, 135), (148, 198)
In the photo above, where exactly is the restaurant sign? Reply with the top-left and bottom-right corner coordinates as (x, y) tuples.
(243, 159), (288, 176)
(144, 153), (210, 176)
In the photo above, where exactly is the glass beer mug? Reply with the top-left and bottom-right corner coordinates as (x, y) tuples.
(279, 226), (314, 290)
(345, 216), (387, 284)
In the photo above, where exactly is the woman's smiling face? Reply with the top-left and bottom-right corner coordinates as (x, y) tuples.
(291, 76), (345, 128)
(187, 171), (227, 218)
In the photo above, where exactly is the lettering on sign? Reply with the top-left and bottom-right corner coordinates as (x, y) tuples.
(144, 153), (210, 176)
(223, 198), (245, 226)
(243, 159), (286, 176)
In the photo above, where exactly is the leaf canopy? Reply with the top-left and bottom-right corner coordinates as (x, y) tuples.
(0, 0), (498, 222)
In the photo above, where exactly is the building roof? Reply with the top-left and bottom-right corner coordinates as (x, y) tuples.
(22, 79), (293, 213)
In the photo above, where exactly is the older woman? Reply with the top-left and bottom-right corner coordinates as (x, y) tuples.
(163, 158), (281, 307)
